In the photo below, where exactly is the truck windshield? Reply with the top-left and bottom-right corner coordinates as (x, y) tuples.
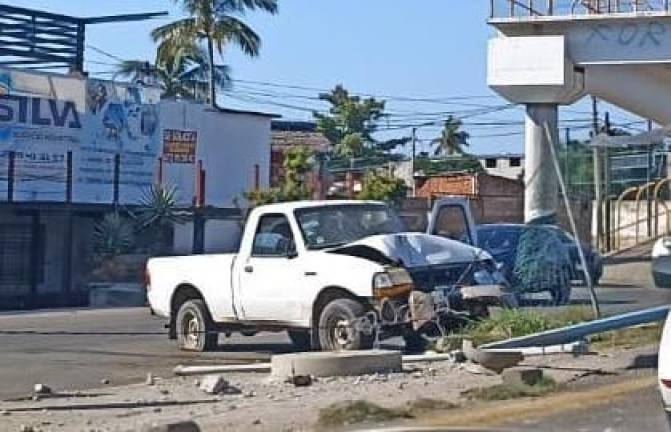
(295, 204), (405, 250)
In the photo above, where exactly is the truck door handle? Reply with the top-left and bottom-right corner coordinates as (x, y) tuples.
(244, 265), (254, 273)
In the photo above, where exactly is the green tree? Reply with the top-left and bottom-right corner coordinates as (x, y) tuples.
(432, 116), (471, 156)
(357, 172), (407, 205)
(314, 85), (405, 158)
(117, 43), (231, 102)
(152, 0), (278, 107)
(244, 146), (315, 207)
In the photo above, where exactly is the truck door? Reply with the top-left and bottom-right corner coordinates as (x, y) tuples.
(237, 213), (303, 322)
(427, 197), (478, 246)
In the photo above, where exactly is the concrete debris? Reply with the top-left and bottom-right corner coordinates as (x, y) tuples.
(459, 362), (497, 376)
(142, 420), (201, 432)
(198, 375), (236, 395)
(175, 363), (271, 376)
(101, 379), (110, 385)
(462, 340), (523, 373)
(502, 368), (544, 387)
(33, 384), (52, 395)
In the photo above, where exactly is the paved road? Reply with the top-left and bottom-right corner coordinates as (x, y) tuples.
(513, 380), (669, 431)
(0, 277), (667, 401)
(0, 308), (295, 400)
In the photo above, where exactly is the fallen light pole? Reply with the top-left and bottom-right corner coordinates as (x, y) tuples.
(481, 304), (670, 350)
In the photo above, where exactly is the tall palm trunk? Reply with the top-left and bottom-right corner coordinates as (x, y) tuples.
(207, 36), (217, 108)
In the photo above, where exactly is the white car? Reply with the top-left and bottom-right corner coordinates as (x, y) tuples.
(146, 200), (514, 352)
(653, 238), (671, 288)
(660, 310), (671, 428)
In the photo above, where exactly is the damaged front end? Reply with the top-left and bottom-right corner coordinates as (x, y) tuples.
(330, 233), (517, 339)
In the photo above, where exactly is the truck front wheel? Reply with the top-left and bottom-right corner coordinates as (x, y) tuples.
(176, 299), (218, 352)
(317, 299), (373, 351)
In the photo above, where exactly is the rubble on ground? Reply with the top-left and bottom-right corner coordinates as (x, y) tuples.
(0, 345), (657, 432)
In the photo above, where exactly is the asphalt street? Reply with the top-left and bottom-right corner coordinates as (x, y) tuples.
(0, 280), (668, 401)
(512, 379), (669, 431)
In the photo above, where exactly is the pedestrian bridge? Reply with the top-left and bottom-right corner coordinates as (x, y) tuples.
(488, 0), (671, 222)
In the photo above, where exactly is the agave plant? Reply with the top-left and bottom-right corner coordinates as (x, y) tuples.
(93, 212), (136, 258)
(133, 185), (190, 255)
(134, 185), (191, 229)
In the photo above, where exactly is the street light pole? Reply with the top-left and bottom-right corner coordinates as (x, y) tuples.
(411, 127), (417, 197)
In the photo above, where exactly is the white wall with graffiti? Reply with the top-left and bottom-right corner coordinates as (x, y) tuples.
(0, 67), (161, 203)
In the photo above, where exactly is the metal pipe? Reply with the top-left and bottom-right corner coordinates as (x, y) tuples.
(635, 181), (657, 244)
(615, 186), (638, 250)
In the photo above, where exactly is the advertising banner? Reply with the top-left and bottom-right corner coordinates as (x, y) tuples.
(0, 68), (161, 204)
(162, 129), (197, 164)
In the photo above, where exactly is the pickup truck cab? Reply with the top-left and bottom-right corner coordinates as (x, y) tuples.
(147, 200), (512, 352)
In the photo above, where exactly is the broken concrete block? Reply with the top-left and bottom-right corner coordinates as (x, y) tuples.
(143, 421), (200, 432)
(199, 375), (237, 395)
(502, 368), (544, 387)
(33, 384), (52, 395)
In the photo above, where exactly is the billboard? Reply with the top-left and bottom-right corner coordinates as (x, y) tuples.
(0, 68), (161, 204)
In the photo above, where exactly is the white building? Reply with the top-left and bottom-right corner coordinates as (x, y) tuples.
(475, 153), (525, 180)
(161, 101), (275, 254)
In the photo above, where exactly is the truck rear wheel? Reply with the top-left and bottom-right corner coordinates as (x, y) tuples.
(176, 299), (218, 352)
(287, 330), (312, 351)
(317, 298), (373, 351)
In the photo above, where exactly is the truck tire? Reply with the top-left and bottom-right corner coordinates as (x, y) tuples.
(287, 330), (312, 351)
(176, 299), (218, 352)
(317, 298), (373, 351)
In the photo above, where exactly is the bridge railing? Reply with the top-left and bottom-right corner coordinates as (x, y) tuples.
(490, 0), (671, 19)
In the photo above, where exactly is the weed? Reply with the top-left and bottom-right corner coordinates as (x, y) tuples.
(318, 400), (409, 427)
(463, 376), (559, 401)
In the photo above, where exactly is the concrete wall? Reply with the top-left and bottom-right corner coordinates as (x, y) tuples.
(161, 101), (272, 207)
(160, 101), (272, 254)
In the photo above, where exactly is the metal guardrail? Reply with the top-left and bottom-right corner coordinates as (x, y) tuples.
(490, 0), (671, 19)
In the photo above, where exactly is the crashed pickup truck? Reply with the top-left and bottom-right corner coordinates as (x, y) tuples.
(147, 199), (514, 352)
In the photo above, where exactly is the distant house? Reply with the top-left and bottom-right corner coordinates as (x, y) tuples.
(475, 153), (525, 180)
(415, 172), (524, 224)
(271, 121), (330, 187)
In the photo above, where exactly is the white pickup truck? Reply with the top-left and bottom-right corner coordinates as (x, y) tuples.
(147, 199), (514, 352)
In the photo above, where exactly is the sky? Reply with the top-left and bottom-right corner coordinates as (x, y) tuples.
(3, 1), (650, 155)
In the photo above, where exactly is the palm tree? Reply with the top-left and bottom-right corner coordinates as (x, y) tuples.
(152, 0), (278, 108)
(117, 43), (231, 102)
(432, 116), (471, 156)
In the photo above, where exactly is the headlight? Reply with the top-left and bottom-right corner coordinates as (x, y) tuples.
(372, 268), (414, 299)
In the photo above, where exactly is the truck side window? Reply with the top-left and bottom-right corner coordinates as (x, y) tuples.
(434, 206), (472, 245)
(252, 214), (296, 257)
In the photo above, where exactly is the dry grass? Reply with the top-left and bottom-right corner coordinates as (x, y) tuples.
(462, 376), (559, 401)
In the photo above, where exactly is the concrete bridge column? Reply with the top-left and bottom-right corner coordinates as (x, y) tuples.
(524, 103), (559, 224)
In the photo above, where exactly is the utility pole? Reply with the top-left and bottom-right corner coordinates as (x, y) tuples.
(411, 127), (417, 197)
(648, 119), (654, 237)
(592, 97), (603, 251)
